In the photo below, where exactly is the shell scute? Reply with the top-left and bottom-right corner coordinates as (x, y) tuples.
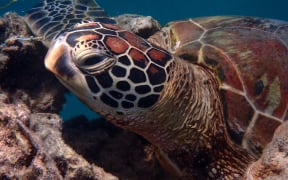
(167, 17), (288, 149)
(202, 46), (244, 91)
(168, 20), (204, 47)
(175, 41), (201, 63)
(246, 114), (282, 152)
(200, 23), (288, 119)
(221, 90), (254, 144)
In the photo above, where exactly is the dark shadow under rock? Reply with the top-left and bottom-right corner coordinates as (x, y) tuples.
(62, 117), (174, 180)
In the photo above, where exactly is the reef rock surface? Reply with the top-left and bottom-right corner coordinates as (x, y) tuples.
(0, 100), (117, 179)
(246, 121), (288, 180)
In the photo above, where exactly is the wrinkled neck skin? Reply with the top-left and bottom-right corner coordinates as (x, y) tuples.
(106, 58), (255, 178)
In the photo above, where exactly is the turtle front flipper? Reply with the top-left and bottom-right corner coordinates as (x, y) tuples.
(24, 0), (115, 47)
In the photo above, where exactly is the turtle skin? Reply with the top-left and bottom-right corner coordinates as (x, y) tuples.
(24, 0), (288, 179)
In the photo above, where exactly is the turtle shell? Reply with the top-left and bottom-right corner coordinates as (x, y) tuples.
(159, 16), (288, 154)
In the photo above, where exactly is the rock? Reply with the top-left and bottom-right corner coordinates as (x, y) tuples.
(0, 98), (117, 179)
(245, 121), (288, 180)
(114, 14), (161, 38)
(0, 13), (66, 114)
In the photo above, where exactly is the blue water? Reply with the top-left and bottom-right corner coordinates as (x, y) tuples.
(1, 0), (288, 22)
(1, 0), (288, 121)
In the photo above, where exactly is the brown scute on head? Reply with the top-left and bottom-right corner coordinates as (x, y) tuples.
(129, 48), (149, 68)
(147, 48), (172, 67)
(119, 31), (151, 51)
(66, 31), (102, 47)
(104, 36), (129, 55)
(76, 34), (101, 43)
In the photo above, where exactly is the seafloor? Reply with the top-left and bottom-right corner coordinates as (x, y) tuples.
(0, 12), (287, 180)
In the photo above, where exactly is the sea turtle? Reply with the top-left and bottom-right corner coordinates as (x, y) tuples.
(24, 0), (288, 179)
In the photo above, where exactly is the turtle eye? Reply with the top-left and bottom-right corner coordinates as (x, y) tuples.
(75, 53), (116, 75)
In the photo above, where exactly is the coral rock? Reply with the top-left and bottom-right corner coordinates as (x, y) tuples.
(0, 100), (117, 179)
(246, 121), (288, 180)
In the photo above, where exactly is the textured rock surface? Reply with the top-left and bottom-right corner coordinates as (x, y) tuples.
(0, 13), (66, 113)
(246, 121), (288, 180)
(0, 99), (117, 179)
(114, 14), (161, 38)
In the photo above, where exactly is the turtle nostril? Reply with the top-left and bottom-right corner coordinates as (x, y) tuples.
(83, 55), (107, 66)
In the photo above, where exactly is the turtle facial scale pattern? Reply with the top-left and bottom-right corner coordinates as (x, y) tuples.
(45, 22), (173, 115)
(24, 0), (115, 47)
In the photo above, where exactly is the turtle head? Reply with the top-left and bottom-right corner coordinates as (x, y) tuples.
(45, 21), (173, 116)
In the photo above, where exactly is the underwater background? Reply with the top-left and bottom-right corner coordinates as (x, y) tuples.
(1, 0), (288, 121)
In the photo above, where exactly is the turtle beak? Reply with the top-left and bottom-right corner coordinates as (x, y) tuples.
(44, 39), (76, 79)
